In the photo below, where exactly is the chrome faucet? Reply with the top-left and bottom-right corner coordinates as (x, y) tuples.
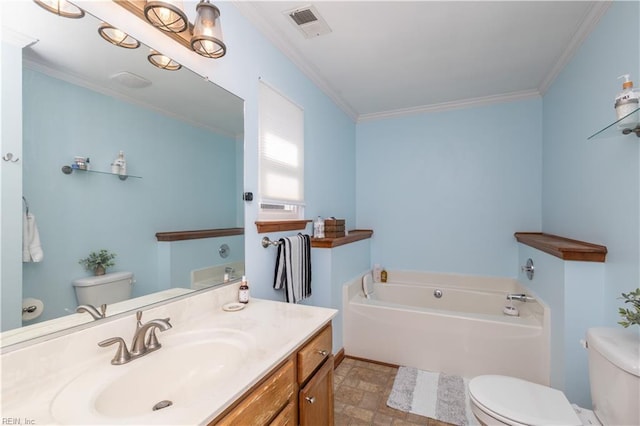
(76, 304), (107, 320)
(506, 293), (535, 302)
(98, 310), (172, 365)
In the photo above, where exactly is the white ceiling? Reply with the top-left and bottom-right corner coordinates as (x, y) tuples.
(235, 1), (610, 121)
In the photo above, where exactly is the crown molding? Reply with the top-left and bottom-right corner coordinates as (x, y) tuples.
(233, 1), (607, 124)
(357, 90), (541, 123)
(538, 0), (611, 95)
(1, 26), (38, 48)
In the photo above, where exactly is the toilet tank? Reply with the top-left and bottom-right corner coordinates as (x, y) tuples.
(587, 327), (640, 426)
(72, 271), (134, 306)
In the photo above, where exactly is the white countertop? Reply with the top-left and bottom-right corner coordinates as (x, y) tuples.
(0, 284), (337, 425)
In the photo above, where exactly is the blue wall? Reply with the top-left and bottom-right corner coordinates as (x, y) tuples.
(22, 69), (240, 322)
(356, 99), (542, 277)
(542, 0), (639, 326)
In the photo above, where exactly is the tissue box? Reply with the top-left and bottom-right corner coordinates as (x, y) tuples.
(324, 218), (345, 238)
(325, 231), (346, 238)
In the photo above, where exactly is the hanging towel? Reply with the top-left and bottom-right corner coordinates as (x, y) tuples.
(23, 212), (43, 263)
(273, 234), (311, 303)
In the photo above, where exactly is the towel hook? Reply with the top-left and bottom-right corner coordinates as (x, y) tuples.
(22, 196), (29, 215)
(2, 153), (19, 163)
(261, 237), (282, 248)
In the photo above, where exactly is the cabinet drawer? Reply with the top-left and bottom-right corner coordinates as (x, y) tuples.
(297, 324), (332, 384)
(269, 400), (297, 426)
(215, 358), (295, 425)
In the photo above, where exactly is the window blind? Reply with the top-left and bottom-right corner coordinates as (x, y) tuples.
(258, 81), (304, 218)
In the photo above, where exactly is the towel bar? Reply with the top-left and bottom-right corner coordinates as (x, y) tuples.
(261, 237), (283, 248)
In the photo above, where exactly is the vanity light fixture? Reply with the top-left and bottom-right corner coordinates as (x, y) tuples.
(98, 24), (140, 49)
(115, 0), (227, 59)
(33, 0), (84, 19)
(147, 50), (182, 71)
(190, 0), (226, 59)
(144, 0), (188, 33)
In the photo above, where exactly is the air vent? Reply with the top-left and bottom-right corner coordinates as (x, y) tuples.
(290, 9), (317, 26)
(109, 71), (151, 89)
(284, 5), (331, 39)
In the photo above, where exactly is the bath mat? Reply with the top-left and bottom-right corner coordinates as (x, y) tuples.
(387, 366), (478, 426)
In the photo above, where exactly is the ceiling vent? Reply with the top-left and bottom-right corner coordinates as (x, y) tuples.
(110, 72), (151, 89)
(284, 5), (331, 39)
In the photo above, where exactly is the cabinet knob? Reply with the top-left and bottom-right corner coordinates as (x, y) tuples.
(305, 396), (316, 404)
(317, 349), (328, 356)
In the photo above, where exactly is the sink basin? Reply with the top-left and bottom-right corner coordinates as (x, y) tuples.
(51, 328), (254, 424)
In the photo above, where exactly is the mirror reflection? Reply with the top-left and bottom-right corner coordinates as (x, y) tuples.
(2, 1), (244, 347)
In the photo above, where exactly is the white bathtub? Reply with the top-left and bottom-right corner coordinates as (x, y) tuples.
(343, 270), (550, 385)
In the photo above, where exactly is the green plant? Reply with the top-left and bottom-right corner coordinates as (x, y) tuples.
(79, 249), (116, 273)
(618, 288), (640, 328)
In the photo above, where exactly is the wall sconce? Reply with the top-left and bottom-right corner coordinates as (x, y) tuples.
(33, 0), (84, 18)
(143, 0), (188, 33)
(115, 0), (226, 59)
(98, 24), (140, 49)
(147, 50), (182, 71)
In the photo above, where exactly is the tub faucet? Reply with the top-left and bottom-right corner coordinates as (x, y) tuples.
(98, 310), (172, 365)
(506, 293), (535, 302)
(76, 303), (106, 320)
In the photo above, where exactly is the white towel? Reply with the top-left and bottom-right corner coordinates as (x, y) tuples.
(23, 212), (43, 262)
(273, 234), (311, 303)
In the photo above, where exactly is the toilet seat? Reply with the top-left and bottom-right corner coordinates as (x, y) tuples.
(468, 375), (582, 426)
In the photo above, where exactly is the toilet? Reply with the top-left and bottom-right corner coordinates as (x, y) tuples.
(72, 271), (134, 306)
(468, 327), (639, 425)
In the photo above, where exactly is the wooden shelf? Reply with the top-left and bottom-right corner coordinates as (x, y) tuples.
(255, 220), (311, 234)
(514, 232), (607, 262)
(156, 227), (244, 242)
(311, 230), (373, 249)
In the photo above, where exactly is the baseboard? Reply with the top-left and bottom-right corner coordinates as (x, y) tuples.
(333, 348), (345, 368)
(342, 354), (399, 368)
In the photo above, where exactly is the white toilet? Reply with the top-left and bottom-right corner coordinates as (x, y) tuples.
(72, 271), (134, 306)
(468, 327), (639, 425)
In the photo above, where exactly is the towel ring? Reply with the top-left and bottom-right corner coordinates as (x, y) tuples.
(261, 237), (282, 248)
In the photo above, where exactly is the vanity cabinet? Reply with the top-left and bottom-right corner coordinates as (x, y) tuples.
(215, 359), (296, 426)
(211, 323), (333, 426)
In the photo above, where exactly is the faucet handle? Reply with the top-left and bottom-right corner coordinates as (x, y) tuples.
(98, 337), (131, 365)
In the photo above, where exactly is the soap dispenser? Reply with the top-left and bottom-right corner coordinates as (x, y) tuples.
(239, 275), (250, 304)
(615, 74), (639, 129)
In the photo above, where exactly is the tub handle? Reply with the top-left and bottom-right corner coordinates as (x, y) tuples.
(521, 258), (535, 280)
(317, 349), (328, 357)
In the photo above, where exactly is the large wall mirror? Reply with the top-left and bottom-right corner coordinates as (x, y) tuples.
(1, 1), (244, 347)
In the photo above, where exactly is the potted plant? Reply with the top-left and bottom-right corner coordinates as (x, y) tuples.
(618, 288), (640, 328)
(79, 249), (116, 276)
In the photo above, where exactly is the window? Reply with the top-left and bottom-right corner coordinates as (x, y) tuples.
(258, 81), (304, 220)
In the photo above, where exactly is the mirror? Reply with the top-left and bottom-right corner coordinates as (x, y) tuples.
(1, 1), (244, 347)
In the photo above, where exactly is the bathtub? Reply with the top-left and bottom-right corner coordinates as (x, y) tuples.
(343, 270), (550, 385)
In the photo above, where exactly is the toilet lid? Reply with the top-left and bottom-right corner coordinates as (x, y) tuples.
(468, 375), (582, 426)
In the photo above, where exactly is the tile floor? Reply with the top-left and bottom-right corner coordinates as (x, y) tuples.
(333, 357), (456, 426)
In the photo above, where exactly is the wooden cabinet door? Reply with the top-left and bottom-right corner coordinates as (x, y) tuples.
(299, 355), (334, 426)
